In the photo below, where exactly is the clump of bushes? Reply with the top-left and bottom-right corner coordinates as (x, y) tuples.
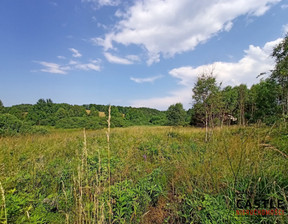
(55, 117), (106, 129)
(0, 114), (48, 136)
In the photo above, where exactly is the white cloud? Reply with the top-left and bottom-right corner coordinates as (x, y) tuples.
(49, 2), (58, 7)
(130, 75), (163, 84)
(57, 56), (66, 59)
(98, 0), (119, 6)
(131, 88), (192, 110)
(75, 63), (101, 71)
(69, 59), (101, 71)
(89, 59), (102, 64)
(131, 38), (282, 110)
(69, 60), (78, 65)
(69, 48), (82, 58)
(104, 52), (133, 64)
(82, 0), (119, 8)
(91, 35), (114, 50)
(126, 54), (141, 62)
(281, 4), (288, 9)
(97, 0), (280, 64)
(170, 38), (282, 87)
(35, 61), (70, 74)
(35, 58), (101, 74)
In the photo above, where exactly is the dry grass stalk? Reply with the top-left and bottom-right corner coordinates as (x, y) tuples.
(78, 165), (83, 224)
(0, 181), (7, 224)
(260, 143), (288, 159)
(82, 128), (88, 185)
(96, 140), (102, 223)
(61, 180), (69, 224)
(106, 105), (112, 223)
(77, 128), (89, 223)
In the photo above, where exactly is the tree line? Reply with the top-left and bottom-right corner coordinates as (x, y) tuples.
(0, 99), (173, 133)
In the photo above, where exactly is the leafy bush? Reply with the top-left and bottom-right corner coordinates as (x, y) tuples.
(55, 117), (104, 129)
(109, 168), (166, 223)
(0, 114), (48, 136)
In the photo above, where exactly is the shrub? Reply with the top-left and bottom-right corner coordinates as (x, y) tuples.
(0, 114), (48, 136)
(55, 117), (103, 129)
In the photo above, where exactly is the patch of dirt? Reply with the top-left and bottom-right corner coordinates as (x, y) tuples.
(142, 196), (168, 224)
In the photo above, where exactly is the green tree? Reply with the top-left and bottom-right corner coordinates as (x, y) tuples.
(235, 84), (248, 126)
(68, 105), (86, 117)
(89, 106), (99, 117)
(192, 73), (220, 141)
(125, 108), (145, 125)
(0, 114), (22, 135)
(0, 100), (4, 113)
(166, 103), (186, 126)
(271, 33), (288, 119)
(111, 106), (122, 117)
(250, 79), (281, 124)
(26, 99), (56, 125)
(220, 86), (238, 126)
(55, 107), (68, 120)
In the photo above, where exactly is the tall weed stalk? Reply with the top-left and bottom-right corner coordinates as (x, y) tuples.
(0, 181), (7, 224)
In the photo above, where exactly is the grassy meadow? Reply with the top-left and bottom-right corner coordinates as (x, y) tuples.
(0, 125), (287, 223)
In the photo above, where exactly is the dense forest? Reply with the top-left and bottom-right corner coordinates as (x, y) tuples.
(0, 100), (169, 135)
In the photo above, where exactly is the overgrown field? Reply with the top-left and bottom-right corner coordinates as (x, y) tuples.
(0, 125), (287, 223)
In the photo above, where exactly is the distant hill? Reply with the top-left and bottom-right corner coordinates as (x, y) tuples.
(1, 99), (170, 129)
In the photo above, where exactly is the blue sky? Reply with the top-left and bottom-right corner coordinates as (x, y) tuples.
(1, 0), (288, 110)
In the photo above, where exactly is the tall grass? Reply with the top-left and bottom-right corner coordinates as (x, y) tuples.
(0, 125), (287, 223)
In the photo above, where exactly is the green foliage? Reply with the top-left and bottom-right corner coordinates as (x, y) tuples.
(55, 117), (104, 129)
(221, 86), (238, 125)
(250, 79), (281, 124)
(139, 141), (160, 158)
(26, 99), (56, 125)
(0, 100), (3, 114)
(88, 106), (99, 117)
(110, 116), (127, 127)
(2, 99), (168, 129)
(178, 193), (241, 224)
(68, 105), (86, 117)
(0, 114), (23, 135)
(0, 114), (48, 136)
(192, 73), (222, 127)
(110, 169), (165, 223)
(166, 103), (186, 126)
(235, 84), (248, 125)
(271, 33), (288, 117)
(190, 71), (285, 127)
(55, 107), (68, 120)
(123, 107), (167, 126)
(149, 115), (167, 125)
(192, 74), (220, 104)
(5, 107), (23, 120)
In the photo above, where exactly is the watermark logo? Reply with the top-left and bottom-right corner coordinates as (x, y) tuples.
(235, 193), (286, 216)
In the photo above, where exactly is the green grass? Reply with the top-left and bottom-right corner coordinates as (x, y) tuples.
(0, 125), (287, 223)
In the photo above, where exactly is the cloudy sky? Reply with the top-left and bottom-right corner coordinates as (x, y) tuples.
(1, 0), (288, 110)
